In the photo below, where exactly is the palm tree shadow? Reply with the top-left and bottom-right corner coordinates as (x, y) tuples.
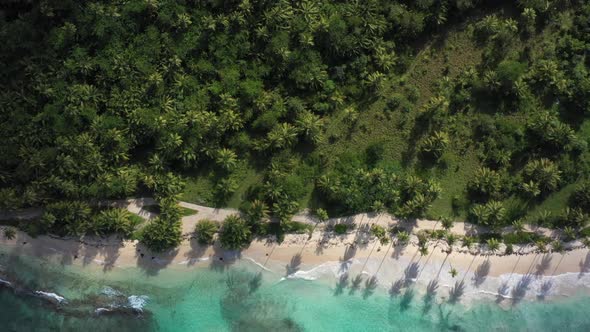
(579, 252), (590, 279)
(496, 282), (510, 303)
(473, 260), (491, 287)
(400, 288), (414, 311)
(136, 244), (178, 276)
(537, 279), (553, 300)
(391, 244), (406, 260)
(334, 273), (349, 296)
(349, 274), (363, 295)
(354, 223), (371, 249)
(448, 280), (465, 304)
(209, 246), (240, 272)
(404, 262), (420, 286)
(286, 253), (302, 276)
(422, 279), (439, 315)
(185, 238), (208, 266)
(249, 272), (263, 294)
(339, 245), (357, 273)
(362, 275), (378, 299)
(511, 274), (533, 304)
(535, 254), (552, 277)
(389, 278), (404, 297)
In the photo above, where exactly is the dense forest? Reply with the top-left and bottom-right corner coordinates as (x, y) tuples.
(1, 0), (590, 251)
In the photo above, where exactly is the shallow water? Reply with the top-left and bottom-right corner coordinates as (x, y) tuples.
(1, 249), (590, 332)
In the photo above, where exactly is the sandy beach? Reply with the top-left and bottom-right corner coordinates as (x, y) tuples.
(2, 198), (590, 307)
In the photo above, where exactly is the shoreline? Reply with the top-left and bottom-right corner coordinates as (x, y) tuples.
(1, 198), (590, 307)
(1, 226), (589, 308)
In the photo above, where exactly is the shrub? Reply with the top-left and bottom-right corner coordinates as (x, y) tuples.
(139, 218), (182, 252)
(570, 180), (590, 213)
(194, 219), (218, 245)
(88, 208), (141, 238)
(219, 215), (252, 250)
(334, 224), (348, 235)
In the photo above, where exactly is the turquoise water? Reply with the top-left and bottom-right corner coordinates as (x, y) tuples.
(1, 249), (590, 332)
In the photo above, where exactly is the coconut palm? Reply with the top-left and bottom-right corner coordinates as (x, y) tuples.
(449, 267), (458, 278)
(486, 238), (501, 255)
(3, 227), (16, 240)
(441, 217), (454, 231)
(219, 215), (252, 250)
(215, 148), (237, 171)
(295, 111), (323, 144)
(512, 219), (525, 233)
(194, 219), (218, 245)
(396, 230), (410, 246)
(563, 226), (576, 242)
(245, 199), (270, 225)
(462, 236), (475, 250)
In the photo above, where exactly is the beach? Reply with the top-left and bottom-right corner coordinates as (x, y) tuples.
(2, 201), (590, 330)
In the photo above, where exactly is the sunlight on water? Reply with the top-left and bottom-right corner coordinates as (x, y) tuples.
(1, 249), (590, 332)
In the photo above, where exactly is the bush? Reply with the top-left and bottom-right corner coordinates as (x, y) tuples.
(570, 180), (590, 213)
(88, 208), (141, 238)
(333, 224), (348, 235)
(219, 215), (252, 250)
(194, 219), (218, 245)
(139, 218), (182, 252)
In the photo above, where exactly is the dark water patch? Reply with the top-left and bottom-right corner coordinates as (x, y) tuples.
(220, 269), (304, 332)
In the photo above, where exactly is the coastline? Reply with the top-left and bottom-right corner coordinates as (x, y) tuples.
(1, 198), (590, 310)
(1, 224), (589, 308)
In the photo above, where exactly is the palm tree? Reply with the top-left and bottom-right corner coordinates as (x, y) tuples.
(441, 217), (454, 231)
(219, 215), (252, 250)
(267, 123), (299, 149)
(194, 219), (218, 245)
(397, 230), (410, 246)
(310, 208), (329, 238)
(462, 236), (475, 250)
(215, 148), (237, 171)
(445, 233), (457, 253)
(449, 267), (458, 278)
(512, 219), (525, 233)
(420, 131), (449, 160)
(246, 199), (270, 225)
(295, 111), (323, 144)
(563, 226), (576, 242)
(486, 238), (500, 256)
(3, 227), (16, 240)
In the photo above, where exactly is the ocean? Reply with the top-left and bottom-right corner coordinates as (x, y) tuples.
(1, 247), (590, 332)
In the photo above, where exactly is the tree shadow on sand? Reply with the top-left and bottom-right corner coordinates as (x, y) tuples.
(209, 245), (241, 272)
(404, 262), (420, 286)
(184, 238), (208, 266)
(339, 245), (357, 273)
(136, 244), (178, 276)
(473, 260), (491, 287)
(535, 254), (552, 277)
(285, 253), (302, 276)
(362, 275), (378, 299)
(579, 252), (590, 279)
(448, 280), (465, 304)
(334, 273), (349, 296)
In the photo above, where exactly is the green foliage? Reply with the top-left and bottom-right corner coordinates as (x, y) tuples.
(139, 218), (182, 252)
(219, 215), (252, 250)
(194, 219), (218, 245)
(370, 224), (390, 245)
(333, 224), (348, 235)
(2, 1), (590, 240)
(521, 158), (561, 195)
(3, 227), (16, 240)
(570, 180), (590, 213)
(41, 201), (92, 236)
(469, 200), (506, 231)
(87, 208), (142, 238)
